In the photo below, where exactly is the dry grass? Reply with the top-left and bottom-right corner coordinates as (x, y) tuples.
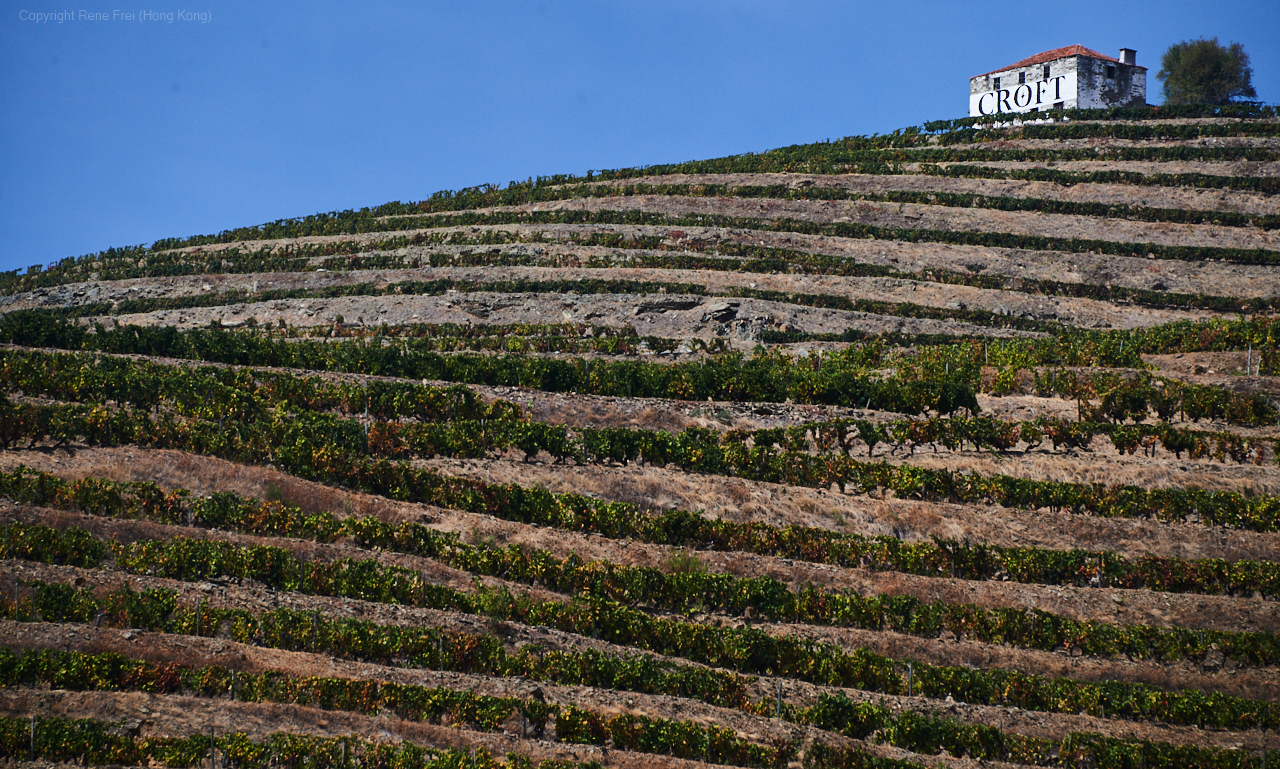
(900, 446), (1280, 497)
(417, 454), (1280, 563)
(5, 444), (1278, 564)
(0, 447), (407, 523)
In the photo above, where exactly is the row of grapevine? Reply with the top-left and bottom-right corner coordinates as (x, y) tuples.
(401, 179), (1280, 231)
(372, 207), (1280, 268)
(0, 715), (605, 769)
(0, 649), (781, 768)
(66, 272), (1058, 335)
(7, 648), (1274, 769)
(7, 464), (1275, 603)
(11, 392), (1280, 537)
(7, 476), (1276, 668)
(21, 148), (1280, 297)
(919, 102), (1278, 131)
(12, 302), (1280, 386)
(8, 362), (1280, 576)
(322, 232), (1279, 316)
(12, 712), (1272, 769)
(12, 216), (1280, 323)
(6, 562), (1276, 732)
(0, 322), (979, 416)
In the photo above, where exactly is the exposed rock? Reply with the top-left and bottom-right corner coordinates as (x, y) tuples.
(702, 301), (739, 322)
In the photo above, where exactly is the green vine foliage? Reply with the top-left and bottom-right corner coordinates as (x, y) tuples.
(4, 649), (1273, 769)
(5, 532), (1279, 732)
(0, 715), (606, 769)
(5, 477), (1277, 667)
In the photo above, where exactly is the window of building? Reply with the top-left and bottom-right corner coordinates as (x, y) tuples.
(1052, 102), (1064, 110)
(1043, 65), (1051, 79)
(993, 76), (1000, 89)
(1018, 71), (1026, 85)
(1106, 64), (1116, 78)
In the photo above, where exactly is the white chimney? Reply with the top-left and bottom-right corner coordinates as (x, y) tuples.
(1119, 48), (1136, 65)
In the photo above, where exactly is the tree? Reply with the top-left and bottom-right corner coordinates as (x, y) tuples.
(1157, 37), (1256, 105)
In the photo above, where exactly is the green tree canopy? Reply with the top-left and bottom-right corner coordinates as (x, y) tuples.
(1157, 37), (1257, 105)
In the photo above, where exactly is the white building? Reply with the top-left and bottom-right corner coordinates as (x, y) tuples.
(969, 45), (1146, 117)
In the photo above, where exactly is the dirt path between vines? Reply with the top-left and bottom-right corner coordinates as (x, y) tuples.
(914, 159), (1280, 177)
(429, 194), (1279, 253)
(563, 172), (1279, 217)
(0, 436), (1183, 563)
(6, 620), (1278, 756)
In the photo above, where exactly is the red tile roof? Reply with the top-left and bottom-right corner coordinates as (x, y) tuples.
(972, 45), (1146, 78)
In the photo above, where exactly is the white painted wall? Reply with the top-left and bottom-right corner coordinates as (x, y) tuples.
(969, 65), (1076, 116)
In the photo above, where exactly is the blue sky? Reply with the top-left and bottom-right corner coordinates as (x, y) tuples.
(2, 1), (1277, 273)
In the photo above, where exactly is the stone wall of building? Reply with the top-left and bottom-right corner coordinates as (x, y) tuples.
(1075, 56), (1146, 109)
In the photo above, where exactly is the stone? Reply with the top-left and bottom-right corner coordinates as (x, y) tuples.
(701, 302), (739, 322)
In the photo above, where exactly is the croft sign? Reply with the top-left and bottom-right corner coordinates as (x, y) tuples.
(973, 74), (1072, 116)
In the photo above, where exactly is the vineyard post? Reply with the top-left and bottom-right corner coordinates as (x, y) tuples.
(209, 726), (215, 769)
(776, 679), (782, 718)
(196, 597), (202, 636)
(907, 662), (913, 697)
(29, 716), (34, 761)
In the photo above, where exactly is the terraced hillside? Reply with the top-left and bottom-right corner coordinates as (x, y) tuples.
(2, 104), (1280, 769)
